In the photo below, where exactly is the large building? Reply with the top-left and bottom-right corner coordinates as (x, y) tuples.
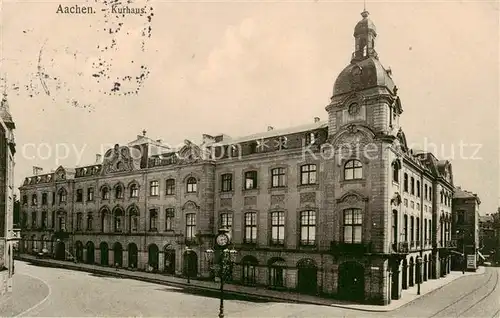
(19, 11), (458, 305)
(0, 92), (17, 295)
(452, 187), (481, 271)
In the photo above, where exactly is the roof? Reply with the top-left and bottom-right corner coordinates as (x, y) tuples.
(332, 57), (396, 97)
(454, 186), (481, 203)
(212, 120), (328, 146)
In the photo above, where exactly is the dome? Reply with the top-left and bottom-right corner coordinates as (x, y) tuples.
(332, 57), (395, 97)
(354, 11), (377, 37)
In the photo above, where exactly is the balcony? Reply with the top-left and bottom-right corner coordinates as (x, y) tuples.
(330, 241), (372, 255)
(392, 242), (409, 254)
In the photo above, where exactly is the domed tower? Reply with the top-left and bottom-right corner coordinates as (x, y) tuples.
(326, 10), (402, 138)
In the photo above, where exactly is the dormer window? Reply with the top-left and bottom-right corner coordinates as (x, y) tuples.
(305, 132), (316, 145)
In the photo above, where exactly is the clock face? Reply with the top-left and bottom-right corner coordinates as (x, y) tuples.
(216, 234), (229, 247)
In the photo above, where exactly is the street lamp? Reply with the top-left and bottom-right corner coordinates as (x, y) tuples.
(185, 246), (194, 284)
(416, 255), (422, 295)
(205, 231), (237, 318)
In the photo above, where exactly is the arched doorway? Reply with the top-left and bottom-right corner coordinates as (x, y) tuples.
(113, 242), (123, 267)
(297, 258), (318, 295)
(338, 261), (365, 301)
(241, 255), (258, 285)
(423, 255), (428, 281)
(163, 246), (176, 274)
(74, 241), (84, 262)
(409, 257), (414, 286)
(148, 244), (159, 271)
(183, 250), (198, 278)
(402, 258), (408, 289)
(55, 240), (66, 260)
(128, 243), (138, 268)
(100, 242), (109, 266)
(86, 242), (95, 264)
(268, 257), (286, 289)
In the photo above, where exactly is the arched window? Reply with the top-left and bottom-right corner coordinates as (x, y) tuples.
(31, 194), (38, 206)
(130, 184), (139, 198)
(392, 161), (400, 183)
(115, 185), (123, 199)
(114, 209), (123, 232)
(102, 187), (109, 200)
(344, 160), (362, 180)
(410, 177), (415, 195)
(186, 177), (197, 193)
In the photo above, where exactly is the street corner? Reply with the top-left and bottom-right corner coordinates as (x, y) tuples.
(0, 273), (50, 317)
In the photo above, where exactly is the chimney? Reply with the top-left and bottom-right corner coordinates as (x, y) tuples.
(314, 117), (320, 123)
(267, 126), (274, 131)
(95, 154), (102, 163)
(33, 166), (43, 176)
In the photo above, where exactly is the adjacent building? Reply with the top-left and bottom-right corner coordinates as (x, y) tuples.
(0, 92), (17, 295)
(452, 187), (480, 271)
(19, 10), (459, 305)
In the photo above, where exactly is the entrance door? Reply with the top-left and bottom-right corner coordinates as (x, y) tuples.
(338, 261), (365, 301)
(55, 241), (66, 260)
(391, 266), (400, 300)
(128, 243), (138, 268)
(100, 242), (109, 266)
(296, 259), (318, 295)
(86, 242), (95, 264)
(164, 249), (176, 274)
(113, 243), (123, 267)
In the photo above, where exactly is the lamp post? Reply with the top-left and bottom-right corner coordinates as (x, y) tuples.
(205, 230), (237, 318)
(416, 255), (422, 295)
(185, 246), (194, 284)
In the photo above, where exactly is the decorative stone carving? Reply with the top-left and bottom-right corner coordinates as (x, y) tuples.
(300, 192), (316, 204)
(220, 198), (232, 208)
(391, 192), (402, 206)
(101, 144), (139, 175)
(183, 200), (199, 211)
(271, 195), (285, 206)
(244, 196), (257, 206)
(342, 195), (359, 205)
(177, 140), (208, 164)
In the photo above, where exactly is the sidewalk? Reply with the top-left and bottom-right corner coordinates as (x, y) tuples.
(14, 254), (485, 312)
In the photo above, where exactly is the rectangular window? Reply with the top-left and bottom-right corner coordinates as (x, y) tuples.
(244, 212), (257, 243)
(87, 188), (94, 201)
(185, 213), (196, 239)
(149, 209), (158, 230)
(130, 184), (139, 198)
(410, 177), (415, 195)
(165, 208), (174, 231)
(300, 210), (316, 246)
(271, 168), (286, 188)
(403, 215), (408, 242)
(150, 181), (159, 196)
(424, 219), (427, 243)
(416, 217), (420, 243)
(165, 179), (175, 195)
(429, 186), (432, 200)
(410, 216), (414, 242)
(403, 174), (408, 192)
(244, 171), (258, 190)
(51, 211), (55, 228)
(416, 181), (421, 197)
(424, 184), (428, 200)
(270, 211), (285, 245)
(76, 189), (83, 202)
(59, 191), (67, 203)
(42, 211), (47, 228)
(343, 209), (362, 243)
(42, 193), (48, 205)
(76, 213), (83, 231)
(300, 164), (317, 185)
(220, 213), (233, 231)
(87, 214), (93, 231)
(392, 210), (397, 244)
(221, 174), (233, 192)
(52, 192), (56, 206)
(31, 212), (37, 228)
(32, 195), (37, 206)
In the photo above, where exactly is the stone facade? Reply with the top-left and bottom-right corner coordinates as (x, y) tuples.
(19, 10), (459, 305)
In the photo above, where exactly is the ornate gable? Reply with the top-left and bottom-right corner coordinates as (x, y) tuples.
(54, 166), (67, 181)
(329, 123), (375, 148)
(101, 144), (140, 175)
(177, 140), (207, 164)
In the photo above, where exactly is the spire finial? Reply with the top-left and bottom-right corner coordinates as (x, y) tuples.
(361, 0), (369, 18)
(142, 129), (147, 136)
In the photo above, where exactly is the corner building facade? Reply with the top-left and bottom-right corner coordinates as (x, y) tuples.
(19, 11), (457, 305)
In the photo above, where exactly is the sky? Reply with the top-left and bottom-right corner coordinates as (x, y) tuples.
(1, 0), (498, 214)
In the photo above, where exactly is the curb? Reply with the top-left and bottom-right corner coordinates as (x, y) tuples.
(15, 256), (328, 308)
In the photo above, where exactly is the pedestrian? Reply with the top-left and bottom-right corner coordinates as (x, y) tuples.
(115, 263), (119, 271)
